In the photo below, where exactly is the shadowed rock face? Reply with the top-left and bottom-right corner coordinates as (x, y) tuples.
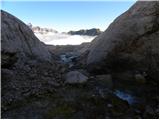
(1, 10), (51, 62)
(87, 1), (159, 78)
(68, 28), (102, 36)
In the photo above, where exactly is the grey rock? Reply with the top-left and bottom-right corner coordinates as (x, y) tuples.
(24, 65), (31, 72)
(44, 72), (48, 76)
(107, 103), (113, 108)
(134, 73), (146, 84)
(145, 105), (154, 115)
(65, 71), (88, 84)
(96, 74), (113, 88)
(1, 69), (15, 81)
(87, 1), (158, 79)
(1, 10), (63, 117)
(1, 10), (52, 62)
(112, 71), (135, 82)
(47, 80), (60, 87)
(47, 42), (91, 56)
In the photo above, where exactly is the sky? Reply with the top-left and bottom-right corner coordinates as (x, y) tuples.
(1, 0), (136, 32)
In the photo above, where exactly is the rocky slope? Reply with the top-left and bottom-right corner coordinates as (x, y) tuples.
(47, 42), (90, 56)
(68, 28), (102, 36)
(87, 1), (159, 82)
(85, 2), (159, 115)
(1, 10), (65, 118)
(1, 10), (52, 62)
(82, 1), (158, 118)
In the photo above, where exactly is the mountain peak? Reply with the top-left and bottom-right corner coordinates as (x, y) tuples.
(27, 23), (58, 34)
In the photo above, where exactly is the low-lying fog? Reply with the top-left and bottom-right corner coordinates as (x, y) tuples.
(35, 32), (96, 45)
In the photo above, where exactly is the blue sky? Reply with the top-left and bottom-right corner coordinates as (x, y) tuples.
(1, 1), (136, 32)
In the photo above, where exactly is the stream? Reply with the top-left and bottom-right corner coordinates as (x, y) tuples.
(114, 90), (140, 105)
(60, 52), (78, 68)
(60, 53), (140, 105)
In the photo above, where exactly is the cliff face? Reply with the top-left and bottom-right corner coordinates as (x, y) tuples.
(1, 10), (52, 62)
(87, 1), (159, 79)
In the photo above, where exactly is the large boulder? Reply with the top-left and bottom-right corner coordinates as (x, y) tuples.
(1, 10), (52, 62)
(87, 1), (158, 80)
(65, 71), (88, 84)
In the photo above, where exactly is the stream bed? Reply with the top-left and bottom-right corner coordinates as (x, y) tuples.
(60, 53), (142, 105)
(60, 53), (78, 68)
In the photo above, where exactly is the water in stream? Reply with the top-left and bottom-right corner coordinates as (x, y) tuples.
(114, 90), (139, 105)
(60, 53), (141, 105)
(60, 53), (77, 63)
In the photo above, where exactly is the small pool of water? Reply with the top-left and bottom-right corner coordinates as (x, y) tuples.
(60, 53), (78, 68)
(114, 90), (139, 105)
(60, 54), (71, 63)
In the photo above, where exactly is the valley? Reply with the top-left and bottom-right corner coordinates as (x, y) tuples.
(1, 1), (159, 119)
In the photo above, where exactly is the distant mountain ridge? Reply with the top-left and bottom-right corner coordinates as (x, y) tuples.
(27, 23), (102, 36)
(27, 23), (58, 34)
(68, 28), (102, 36)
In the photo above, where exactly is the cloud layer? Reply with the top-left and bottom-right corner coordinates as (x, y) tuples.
(35, 32), (96, 45)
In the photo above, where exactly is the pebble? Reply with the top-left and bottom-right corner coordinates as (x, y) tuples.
(107, 104), (113, 108)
